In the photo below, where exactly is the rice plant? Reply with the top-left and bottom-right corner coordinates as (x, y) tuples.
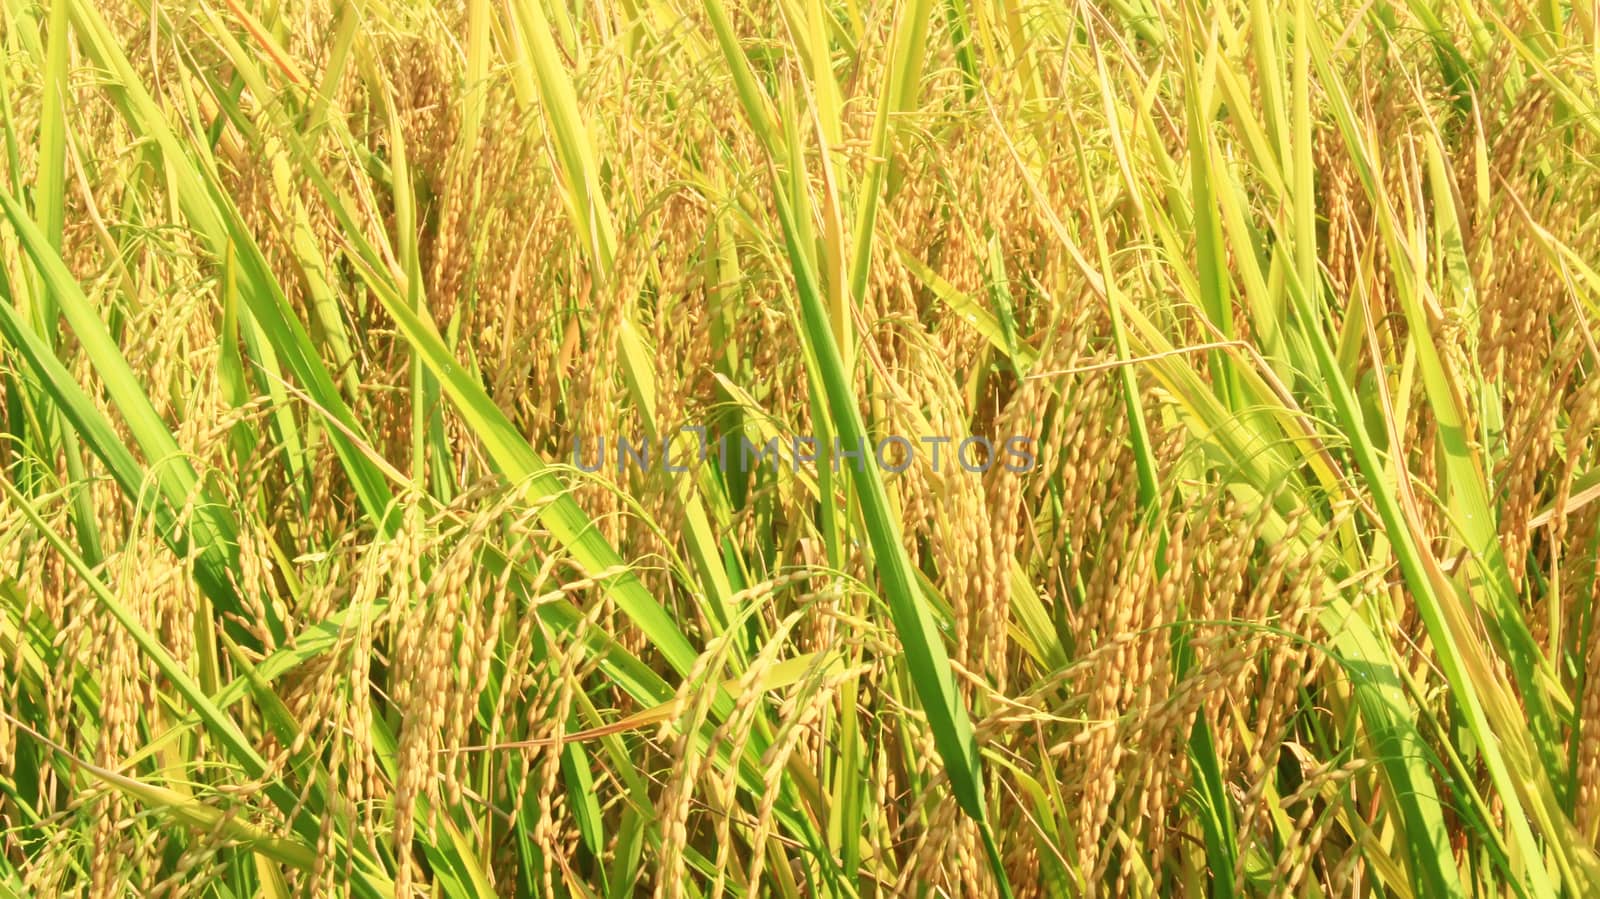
(1, 0), (1598, 895)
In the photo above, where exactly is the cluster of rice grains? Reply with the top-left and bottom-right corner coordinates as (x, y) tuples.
(3, 0), (1600, 896)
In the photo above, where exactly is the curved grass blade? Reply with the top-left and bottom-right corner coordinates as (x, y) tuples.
(767, 160), (1013, 898)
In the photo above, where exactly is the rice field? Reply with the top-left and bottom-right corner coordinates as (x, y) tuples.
(1, 0), (1599, 895)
